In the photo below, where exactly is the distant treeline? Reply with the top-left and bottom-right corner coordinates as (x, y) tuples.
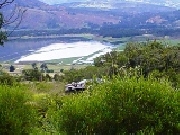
(8, 27), (180, 39)
(6, 9), (180, 38)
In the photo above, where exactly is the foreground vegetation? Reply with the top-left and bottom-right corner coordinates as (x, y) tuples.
(0, 76), (179, 134)
(57, 77), (179, 134)
(0, 85), (38, 134)
(0, 40), (179, 134)
(0, 0), (179, 133)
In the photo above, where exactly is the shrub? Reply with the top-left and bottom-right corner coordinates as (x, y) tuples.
(22, 69), (42, 82)
(56, 76), (179, 134)
(54, 74), (65, 82)
(45, 74), (52, 82)
(64, 66), (109, 83)
(0, 73), (15, 85)
(36, 82), (53, 93)
(0, 85), (38, 134)
(32, 93), (51, 114)
(32, 93), (61, 133)
(60, 69), (64, 73)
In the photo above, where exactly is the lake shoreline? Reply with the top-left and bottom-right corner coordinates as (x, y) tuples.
(14, 41), (115, 65)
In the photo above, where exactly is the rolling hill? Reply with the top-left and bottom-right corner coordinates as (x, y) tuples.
(2, 0), (180, 30)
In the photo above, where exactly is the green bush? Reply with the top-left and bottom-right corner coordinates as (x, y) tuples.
(22, 69), (42, 82)
(32, 93), (61, 133)
(0, 85), (38, 134)
(56, 77), (179, 134)
(36, 82), (53, 93)
(54, 74), (65, 82)
(64, 66), (109, 83)
(0, 73), (15, 85)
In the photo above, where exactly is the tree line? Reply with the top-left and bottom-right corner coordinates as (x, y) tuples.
(50, 40), (180, 90)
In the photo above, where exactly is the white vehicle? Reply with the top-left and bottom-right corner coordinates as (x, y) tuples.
(65, 81), (86, 93)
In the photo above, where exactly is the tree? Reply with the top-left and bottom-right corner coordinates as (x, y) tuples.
(93, 40), (180, 87)
(0, 12), (7, 45)
(0, 64), (3, 74)
(0, 0), (26, 46)
(9, 65), (15, 72)
(60, 69), (64, 73)
(22, 69), (42, 82)
(40, 63), (48, 71)
(32, 63), (37, 69)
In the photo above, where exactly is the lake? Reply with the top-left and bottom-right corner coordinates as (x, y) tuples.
(2, 37), (115, 64)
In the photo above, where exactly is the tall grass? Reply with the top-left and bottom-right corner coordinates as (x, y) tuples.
(0, 85), (38, 134)
(0, 76), (178, 134)
(55, 76), (179, 134)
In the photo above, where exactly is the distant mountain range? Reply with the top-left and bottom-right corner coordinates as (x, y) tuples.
(2, 0), (180, 30)
(40, 0), (180, 8)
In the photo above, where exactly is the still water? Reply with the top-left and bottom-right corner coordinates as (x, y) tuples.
(2, 37), (113, 64)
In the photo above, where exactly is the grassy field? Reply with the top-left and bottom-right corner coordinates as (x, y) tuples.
(23, 64), (87, 71)
(26, 82), (66, 95)
(1, 63), (87, 79)
(163, 39), (180, 46)
(45, 57), (81, 65)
